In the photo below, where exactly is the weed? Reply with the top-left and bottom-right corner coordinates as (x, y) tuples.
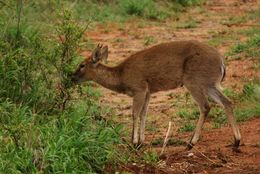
(147, 123), (159, 132)
(238, 27), (260, 37)
(115, 38), (124, 43)
(209, 82), (260, 128)
(119, 0), (169, 20)
(151, 137), (164, 146)
(227, 31), (260, 61)
(221, 16), (246, 26)
(143, 150), (159, 164)
(174, 18), (198, 29)
(178, 123), (195, 132)
(235, 108), (256, 122)
(234, 82), (260, 122)
(120, 0), (148, 16)
(144, 36), (157, 46)
(168, 138), (186, 146)
(174, 0), (203, 6)
(223, 88), (240, 100)
(207, 30), (239, 47)
(177, 108), (199, 120)
(247, 9), (260, 20)
(210, 108), (226, 128)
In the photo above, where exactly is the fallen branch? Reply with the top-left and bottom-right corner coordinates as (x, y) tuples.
(160, 121), (172, 155)
(189, 144), (217, 165)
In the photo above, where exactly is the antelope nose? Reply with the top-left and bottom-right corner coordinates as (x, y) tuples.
(70, 74), (77, 83)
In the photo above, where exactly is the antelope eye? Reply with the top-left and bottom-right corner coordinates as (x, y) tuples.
(80, 64), (85, 68)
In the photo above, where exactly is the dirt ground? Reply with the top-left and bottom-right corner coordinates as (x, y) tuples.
(124, 118), (260, 174)
(83, 0), (260, 173)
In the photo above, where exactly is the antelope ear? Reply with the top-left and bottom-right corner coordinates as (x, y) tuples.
(91, 44), (108, 64)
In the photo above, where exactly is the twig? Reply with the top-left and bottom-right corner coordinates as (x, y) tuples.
(80, 20), (92, 37)
(188, 145), (237, 169)
(160, 121), (172, 155)
(189, 144), (217, 165)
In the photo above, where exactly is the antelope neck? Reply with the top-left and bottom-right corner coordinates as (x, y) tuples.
(92, 64), (123, 93)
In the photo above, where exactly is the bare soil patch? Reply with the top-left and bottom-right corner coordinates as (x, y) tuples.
(123, 118), (260, 174)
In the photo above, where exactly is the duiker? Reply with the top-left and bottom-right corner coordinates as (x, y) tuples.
(72, 41), (241, 150)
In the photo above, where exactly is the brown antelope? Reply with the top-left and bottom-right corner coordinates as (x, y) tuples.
(71, 41), (241, 150)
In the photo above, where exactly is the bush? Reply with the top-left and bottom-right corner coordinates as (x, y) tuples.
(0, 2), (124, 173)
(119, 0), (168, 20)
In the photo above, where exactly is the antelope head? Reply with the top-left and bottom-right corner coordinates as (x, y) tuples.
(71, 44), (108, 84)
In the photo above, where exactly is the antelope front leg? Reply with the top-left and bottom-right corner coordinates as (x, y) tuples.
(139, 92), (150, 144)
(132, 91), (147, 146)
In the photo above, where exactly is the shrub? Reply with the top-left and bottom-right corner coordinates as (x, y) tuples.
(0, 2), (124, 173)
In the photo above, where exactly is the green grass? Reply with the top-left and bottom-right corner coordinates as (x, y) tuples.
(151, 137), (186, 146)
(221, 8), (259, 27)
(146, 123), (159, 132)
(143, 36), (157, 46)
(142, 150), (159, 165)
(177, 108), (199, 120)
(207, 30), (240, 47)
(209, 108), (226, 128)
(151, 137), (164, 146)
(222, 88), (240, 100)
(221, 16), (247, 26)
(168, 139), (186, 146)
(0, 99), (124, 173)
(248, 8), (260, 20)
(178, 123), (195, 132)
(174, 18), (198, 29)
(228, 35), (260, 59)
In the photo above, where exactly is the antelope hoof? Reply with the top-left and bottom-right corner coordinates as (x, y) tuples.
(133, 142), (143, 150)
(234, 139), (240, 147)
(233, 139), (241, 153)
(186, 142), (194, 150)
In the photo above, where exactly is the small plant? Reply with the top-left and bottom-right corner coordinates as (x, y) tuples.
(207, 30), (239, 47)
(209, 107), (226, 128)
(174, 0), (203, 6)
(221, 16), (246, 26)
(223, 88), (239, 100)
(235, 108), (255, 122)
(146, 123), (159, 132)
(177, 109), (199, 120)
(248, 9), (260, 20)
(143, 150), (159, 164)
(174, 18), (198, 29)
(143, 36), (156, 46)
(178, 123), (195, 132)
(226, 33), (260, 61)
(168, 138), (186, 146)
(120, 0), (148, 16)
(119, 0), (168, 20)
(151, 137), (164, 146)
